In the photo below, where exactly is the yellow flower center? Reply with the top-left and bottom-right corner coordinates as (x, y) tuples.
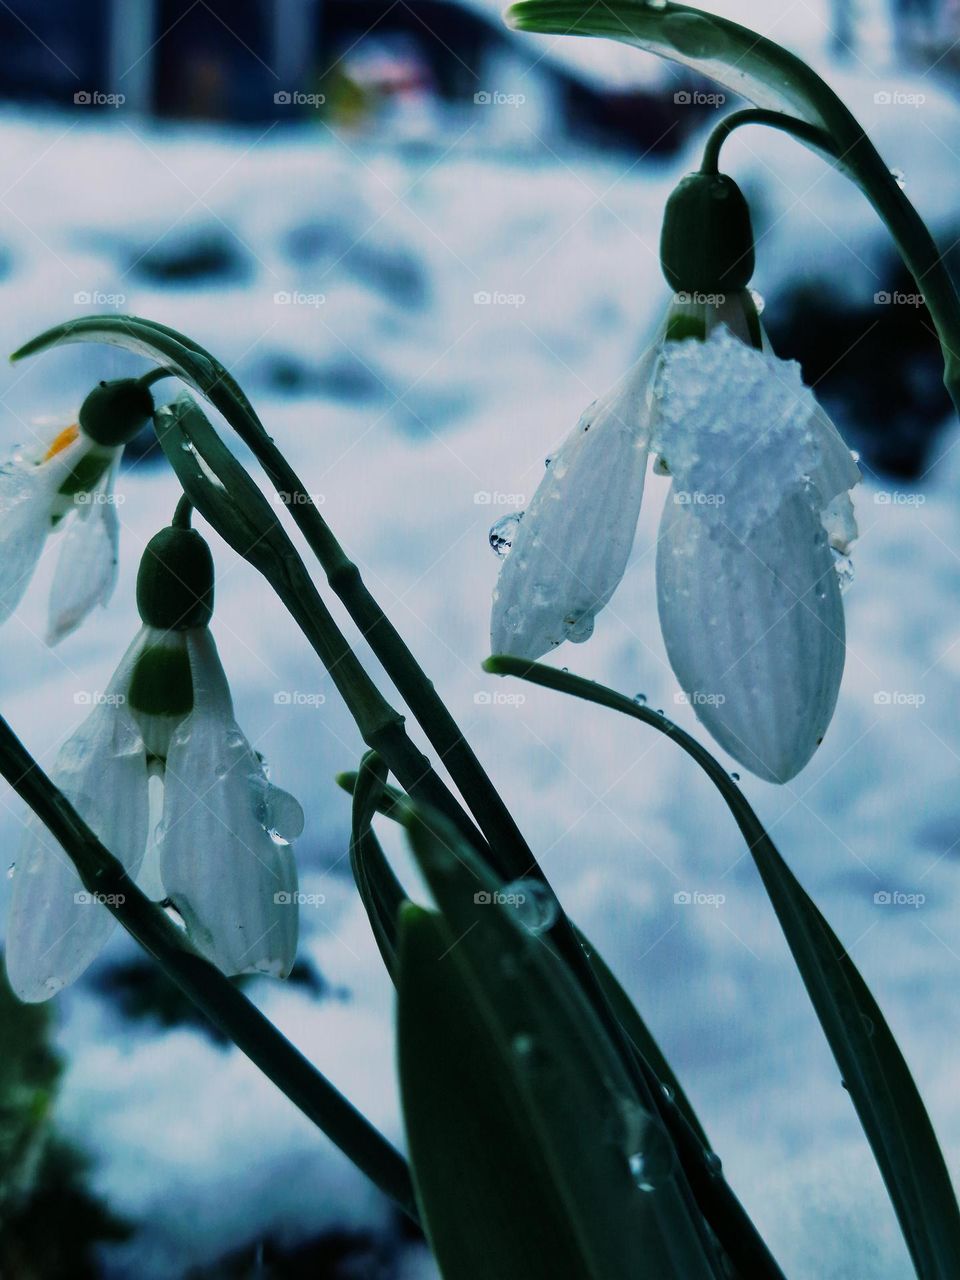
(43, 423), (80, 462)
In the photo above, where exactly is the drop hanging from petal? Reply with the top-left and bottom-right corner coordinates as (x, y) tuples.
(489, 511), (524, 558)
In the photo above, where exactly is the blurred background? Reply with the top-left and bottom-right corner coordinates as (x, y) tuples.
(0, 1), (959, 1276)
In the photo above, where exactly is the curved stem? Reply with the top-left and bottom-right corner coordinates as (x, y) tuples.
(171, 494), (193, 529)
(699, 108), (837, 175)
(0, 714), (420, 1223)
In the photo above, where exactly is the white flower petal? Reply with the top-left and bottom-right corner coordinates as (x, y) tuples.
(657, 488), (845, 783)
(5, 636), (150, 1001)
(490, 347), (658, 659)
(159, 630), (299, 977)
(46, 454), (122, 644)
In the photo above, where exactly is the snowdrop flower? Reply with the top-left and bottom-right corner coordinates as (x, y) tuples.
(0, 378), (154, 644)
(6, 523), (302, 1001)
(490, 170), (861, 781)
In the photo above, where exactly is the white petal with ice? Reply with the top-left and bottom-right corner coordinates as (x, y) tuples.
(159, 629), (301, 977)
(47, 454), (121, 644)
(653, 330), (857, 782)
(0, 434), (87, 626)
(5, 631), (150, 1001)
(490, 347), (658, 659)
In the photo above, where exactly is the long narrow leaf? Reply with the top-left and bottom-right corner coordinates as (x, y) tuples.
(485, 655), (960, 1280)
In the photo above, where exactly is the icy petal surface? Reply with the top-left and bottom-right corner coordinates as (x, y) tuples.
(653, 330), (854, 781)
(47, 453), (122, 644)
(159, 630), (300, 978)
(5, 631), (150, 1000)
(490, 345), (658, 658)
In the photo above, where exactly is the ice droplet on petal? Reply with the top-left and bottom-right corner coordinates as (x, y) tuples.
(619, 1100), (675, 1192)
(489, 511), (524, 558)
(832, 549), (855, 593)
(890, 168), (906, 189)
(564, 611), (595, 644)
(504, 878), (559, 934)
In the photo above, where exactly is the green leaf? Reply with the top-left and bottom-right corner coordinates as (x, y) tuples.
(486, 655), (960, 1280)
(349, 753), (408, 982)
(396, 801), (723, 1280)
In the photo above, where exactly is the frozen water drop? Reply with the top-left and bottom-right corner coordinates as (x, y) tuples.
(623, 1109), (675, 1192)
(660, 1083), (675, 1104)
(730, 772), (740, 781)
(6, 862), (14, 879)
(504, 878), (559, 934)
(653, 454), (670, 476)
(489, 511), (524, 558)
(832, 550), (855, 593)
(890, 167), (906, 189)
(564, 612), (595, 644)
(704, 1151), (723, 1176)
(749, 288), (765, 315)
(633, 693), (647, 705)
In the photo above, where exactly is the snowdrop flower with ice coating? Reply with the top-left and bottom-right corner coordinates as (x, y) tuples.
(490, 168), (861, 782)
(5, 522), (302, 1001)
(0, 378), (154, 644)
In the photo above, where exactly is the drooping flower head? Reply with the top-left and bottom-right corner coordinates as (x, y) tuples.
(0, 378), (154, 644)
(6, 519), (302, 1001)
(489, 169), (860, 782)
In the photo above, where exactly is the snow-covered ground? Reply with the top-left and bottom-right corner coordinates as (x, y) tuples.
(0, 52), (959, 1277)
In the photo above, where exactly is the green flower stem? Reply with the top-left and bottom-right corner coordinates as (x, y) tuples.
(699, 109), (837, 175)
(246, 431), (536, 880)
(505, 0), (960, 414)
(171, 495), (193, 529)
(0, 714), (419, 1224)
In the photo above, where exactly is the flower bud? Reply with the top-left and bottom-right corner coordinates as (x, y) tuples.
(136, 526), (214, 631)
(660, 172), (755, 294)
(79, 378), (155, 448)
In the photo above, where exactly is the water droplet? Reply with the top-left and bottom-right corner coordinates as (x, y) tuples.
(890, 167), (906, 189)
(512, 1032), (535, 1058)
(6, 862), (14, 879)
(645, 0), (667, 8)
(653, 455), (671, 476)
(861, 1013), (875, 1038)
(503, 878), (559, 934)
(633, 693), (647, 705)
(704, 1150), (723, 1176)
(660, 1083), (675, 1104)
(215, 761), (229, 780)
(564, 611), (594, 644)
(832, 550), (855, 593)
(622, 1105), (675, 1192)
(489, 511), (524, 558)
(730, 772), (740, 782)
(544, 455), (552, 468)
(749, 288), (765, 314)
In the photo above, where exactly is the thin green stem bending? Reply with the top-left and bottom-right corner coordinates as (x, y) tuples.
(699, 108), (837, 175)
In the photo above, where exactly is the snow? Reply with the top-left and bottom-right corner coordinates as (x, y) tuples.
(0, 68), (956, 1277)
